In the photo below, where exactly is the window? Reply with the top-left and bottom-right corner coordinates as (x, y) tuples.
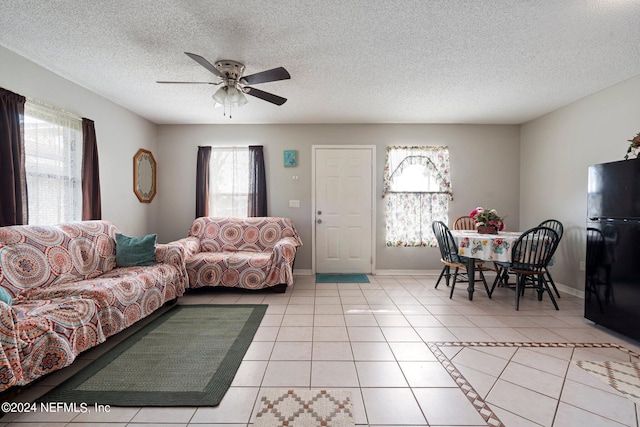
(383, 146), (452, 247)
(24, 99), (82, 225)
(209, 147), (249, 217)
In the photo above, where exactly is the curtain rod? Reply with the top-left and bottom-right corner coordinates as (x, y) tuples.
(199, 145), (262, 149)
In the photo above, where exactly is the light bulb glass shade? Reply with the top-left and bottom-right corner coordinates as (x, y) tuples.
(235, 91), (248, 107)
(226, 86), (240, 103)
(213, 86), (227, 104)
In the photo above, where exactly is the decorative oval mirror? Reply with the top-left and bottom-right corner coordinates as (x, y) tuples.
(133, 149), (157, 203)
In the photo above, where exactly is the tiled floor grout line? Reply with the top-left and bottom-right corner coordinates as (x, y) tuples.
(551, 346), (576, 427)
(427, 342), (504, 427)
(430, 341), (640, 427)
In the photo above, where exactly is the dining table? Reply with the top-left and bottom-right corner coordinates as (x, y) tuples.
(450, 229), (523, 300)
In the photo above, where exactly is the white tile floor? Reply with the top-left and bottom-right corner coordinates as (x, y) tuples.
(3, 273), (640, 426)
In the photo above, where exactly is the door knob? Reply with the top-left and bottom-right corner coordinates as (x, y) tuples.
(317, 219), (322, 224)
(317, 210), (322, 215)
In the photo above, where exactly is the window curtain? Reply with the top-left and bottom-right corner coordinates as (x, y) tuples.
(81, 118), (101, 220)
(24, 99), (82, 225)
(248, 145), (267, 217)
(195, 145), (211, 218)
(383, 146), (452, 247)
(0, 87), (27, 226)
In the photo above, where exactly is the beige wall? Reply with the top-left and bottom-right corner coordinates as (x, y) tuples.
(0, 46), (158, 236)
(520, 75), (640, 292)
(157, 124), (521, 271)
(0, 45), (521, 273)
(5, 44), (639, 283)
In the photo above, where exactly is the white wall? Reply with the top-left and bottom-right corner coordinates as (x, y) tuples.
(157, 124), (520, 271)
(0, 46), (158, 236)
(520, 75), (640, 292)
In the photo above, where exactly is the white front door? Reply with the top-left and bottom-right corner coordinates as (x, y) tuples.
(314, 147), (373, 273)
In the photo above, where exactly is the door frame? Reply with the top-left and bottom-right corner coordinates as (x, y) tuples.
(311, 145), (377, 274)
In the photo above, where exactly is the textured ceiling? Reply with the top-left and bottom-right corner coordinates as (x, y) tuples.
(1, 0), (639, 125)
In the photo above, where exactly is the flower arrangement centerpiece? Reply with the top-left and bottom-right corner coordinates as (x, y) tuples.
(469, 207), (505, 234)
(624, 131), (640, 160)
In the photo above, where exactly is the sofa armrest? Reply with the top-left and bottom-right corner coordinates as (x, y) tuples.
(271, 237), (301, 265)
(173, 237), (201, 259)
(0, 301), (20, 390)
(155, 241), (187, 270)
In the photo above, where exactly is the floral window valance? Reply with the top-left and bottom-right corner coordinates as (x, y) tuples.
(384, 146), (452, 247)
(383, 145), (452, 199)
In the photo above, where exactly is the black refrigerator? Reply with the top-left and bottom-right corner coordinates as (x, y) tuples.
(585, 158), (640, 341)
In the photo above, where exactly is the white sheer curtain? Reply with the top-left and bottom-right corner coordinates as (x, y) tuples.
(209, 147), (249, 217)
(24, 99), (82, 225)
(383, 146), (452, 247)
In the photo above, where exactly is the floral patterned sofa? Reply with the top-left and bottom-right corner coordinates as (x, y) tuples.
(180, 217), (302, 292)
(0, 221), (187, 391)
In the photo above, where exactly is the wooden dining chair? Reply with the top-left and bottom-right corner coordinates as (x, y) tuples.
(538, 219), (564, 298)
(453, 215), (476, 230)
(492, 226), (560, 310)
(432, 221), (492, 299)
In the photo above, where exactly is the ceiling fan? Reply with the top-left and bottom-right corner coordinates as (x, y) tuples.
(157, 52), (290, 115)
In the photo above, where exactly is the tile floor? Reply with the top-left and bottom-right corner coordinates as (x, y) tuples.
(2, 274), (640, 426)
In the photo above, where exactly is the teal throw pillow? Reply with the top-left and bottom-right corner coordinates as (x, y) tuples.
(0, 287), (12, 306)
(115, 233), (157, 267)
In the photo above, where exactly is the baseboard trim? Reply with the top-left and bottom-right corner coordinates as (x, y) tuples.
(374, 269), (441, 276)
(554, 282), (584, 298)
(293, 269), (313, 276)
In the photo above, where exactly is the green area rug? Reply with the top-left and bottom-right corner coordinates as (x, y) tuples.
(316, 273), (370, 283)
(39, 304), (267, 407)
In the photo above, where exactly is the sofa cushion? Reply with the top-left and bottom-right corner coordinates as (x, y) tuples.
(9, 297), (105, 385)
(0, 221), (119, 298)
(188, 217), (302, 252)
(186, 251), (277, 289)
(16, 262), (184, 337)
(115, 233), (157, 267)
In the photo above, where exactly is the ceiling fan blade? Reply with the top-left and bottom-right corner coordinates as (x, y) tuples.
(242, 67), (291, 85)
(184, 52), (223, 77)
(245, 87), (287, 105)
(156, 81), (220, 85)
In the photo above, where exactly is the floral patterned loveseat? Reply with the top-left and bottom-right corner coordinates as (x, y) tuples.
(0, 221), (187, 391)
(180, 217), (302, 292)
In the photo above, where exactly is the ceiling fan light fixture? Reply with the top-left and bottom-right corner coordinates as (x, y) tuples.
(226, 85), (240, 103)
(213, 86), (227, 104)
(212, 84), (248, 110)
(234, 91), (248, 107)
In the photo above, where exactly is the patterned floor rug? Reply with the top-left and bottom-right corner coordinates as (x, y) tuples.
(574, 360), (640, 405)
(254, 389), (354, 427)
